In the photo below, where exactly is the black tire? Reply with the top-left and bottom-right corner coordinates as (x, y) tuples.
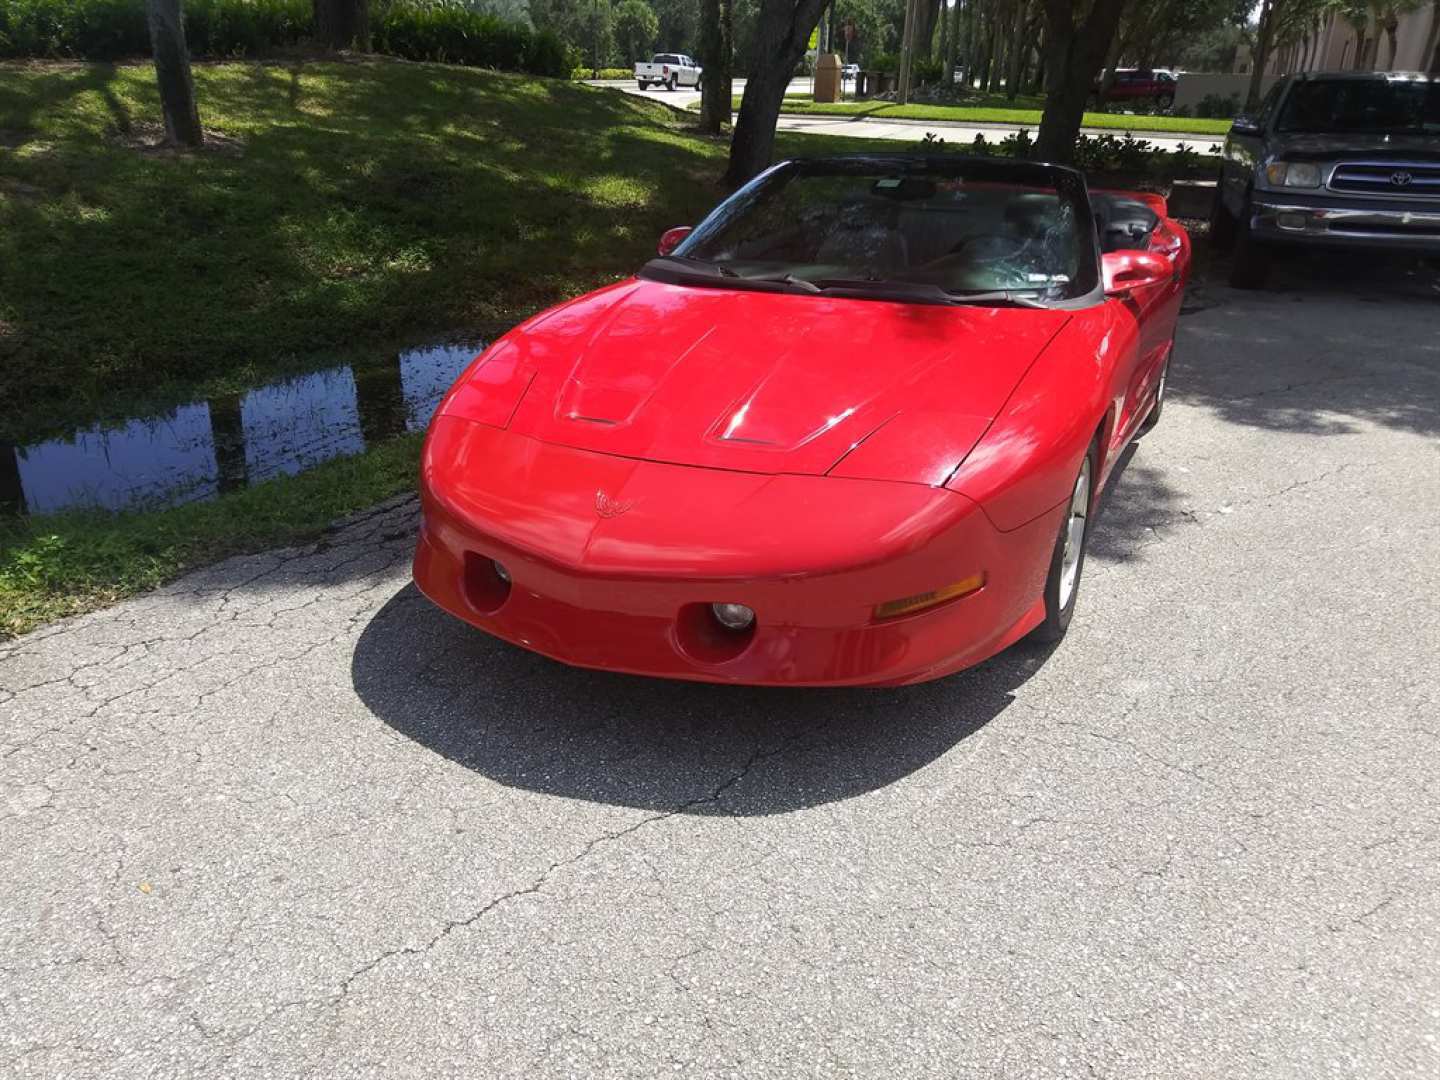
(638, 80), (648, 90)
(1209, 185), (1237, 252)
(1229, 201), (1272, 289)
(1031, 439), (1099, 644)
(1135, 350), (1170, 438)
(694, 76), (703, 92)
(667, 75), (678, 91)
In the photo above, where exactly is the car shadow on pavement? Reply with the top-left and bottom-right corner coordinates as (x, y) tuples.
(351, 585), (1059, 816)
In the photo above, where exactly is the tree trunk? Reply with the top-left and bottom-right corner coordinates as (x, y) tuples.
(1425, 1), (1440, 74)
(917, 0), (944, 59)
(699, 0), (734, 134)
(314, 0), (370, 51)
(983, 17), (1001, 91)
(207, 394), (248, 495)
(145, 0), (202, 147)
(961, 0), (979, 87)
(1033, 0), (1126, 164)
(0, 443), (25, 516)
(1005, 0), (1027, 100)
(724, 0), (829, 187)
(938, 2), (950, 73)
(1245, 0), (1274, 111)
(1384, 18), (1399, 69)
(945, 0), (962, 83)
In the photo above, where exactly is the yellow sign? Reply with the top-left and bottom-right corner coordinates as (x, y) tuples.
(808, 28), (819, 49)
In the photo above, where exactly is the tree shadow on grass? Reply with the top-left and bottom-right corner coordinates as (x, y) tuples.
(351, 583), (1058, 816)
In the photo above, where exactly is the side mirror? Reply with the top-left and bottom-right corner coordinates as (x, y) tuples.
(1230, 115), (1261, 136)
(657, 226), (693, 257)
(1102, 250), (1172, 296)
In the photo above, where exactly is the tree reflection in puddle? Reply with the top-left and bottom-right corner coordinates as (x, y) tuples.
(1, 339), (490, 517)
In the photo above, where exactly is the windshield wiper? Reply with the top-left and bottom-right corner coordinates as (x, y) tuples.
(943, 289), (1050, 309)
(810, 280), (1052, 307)
(648, 255), (739, 278)
(805, 278), (962, 303)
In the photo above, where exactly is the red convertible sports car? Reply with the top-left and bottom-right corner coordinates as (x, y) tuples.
(414, 155), (1190, 686)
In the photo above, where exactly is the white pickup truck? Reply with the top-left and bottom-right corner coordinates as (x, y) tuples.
(635, 53), (702, 91)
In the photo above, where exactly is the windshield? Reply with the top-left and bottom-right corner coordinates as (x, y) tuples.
(1277, 78), (1440, 134)
(652, 158), (1098, 303)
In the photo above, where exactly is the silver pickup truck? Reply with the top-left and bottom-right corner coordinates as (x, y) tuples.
(635, 53), (702, 92)
(1212, 71), (1439, 288)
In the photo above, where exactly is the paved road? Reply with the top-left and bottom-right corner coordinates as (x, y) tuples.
(4, 254), (1440, 1077)
(591, 78), (1225, 153)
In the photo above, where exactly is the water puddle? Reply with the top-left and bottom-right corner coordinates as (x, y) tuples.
(0, 339), (490, 517)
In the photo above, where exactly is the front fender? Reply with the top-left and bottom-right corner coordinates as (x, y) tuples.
(946, 306), (1132, 531)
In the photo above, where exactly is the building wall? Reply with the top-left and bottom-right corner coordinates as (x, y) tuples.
(1174, 73), (1280, 112)
(1265, 6), (1440, 76)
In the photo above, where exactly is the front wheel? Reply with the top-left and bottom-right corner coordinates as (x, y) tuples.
(1031, 443), (1097, 644)
(1229, 202), (1272, 289)
(637, 80), (648, 90)
(1209, 186), (1237, 252)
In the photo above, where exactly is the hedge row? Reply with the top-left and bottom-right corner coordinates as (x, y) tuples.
(0, 0), (568, 77)
(570, 67), (632, 81)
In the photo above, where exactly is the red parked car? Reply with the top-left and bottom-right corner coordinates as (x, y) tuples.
(414, 156), (1190, 686)
(1092, 68), (1178, 111)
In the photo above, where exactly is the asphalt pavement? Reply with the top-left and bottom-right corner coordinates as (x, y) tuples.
(3, 252), (1439, 1077)
(591, 78), (1226, 154)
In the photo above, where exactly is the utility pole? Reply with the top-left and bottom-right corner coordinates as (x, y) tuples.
(897, 0), (919, 104)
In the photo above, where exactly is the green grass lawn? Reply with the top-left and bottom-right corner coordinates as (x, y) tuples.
(738, 96), (1231, 137)
(0, 432), (424, 637)
(0, 57), (727, 443)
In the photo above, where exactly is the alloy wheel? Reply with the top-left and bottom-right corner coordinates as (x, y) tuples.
(1058, 457), (1091, 610)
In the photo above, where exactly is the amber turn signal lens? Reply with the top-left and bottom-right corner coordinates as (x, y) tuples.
(874, 574), (985, 620)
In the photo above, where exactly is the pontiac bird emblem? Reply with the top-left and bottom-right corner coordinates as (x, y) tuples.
(1391, 170), (1414, 187)
(594, 489), (634, 518)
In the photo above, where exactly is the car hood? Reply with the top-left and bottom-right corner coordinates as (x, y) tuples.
(490, 280), (1070, 482)
(1271, 132), (1440, 161)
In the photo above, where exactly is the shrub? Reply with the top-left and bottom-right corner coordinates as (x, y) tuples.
(916, 128), (1215, 185)
(570, 67), (633, 80)
(185, 0), (312, 58)
(0, 0), (150, 60)
(912, 57), (942, 86)
(1195, 92), (1240, 119)
(0, 0), (568, 77)
(374, 2), (567, 76)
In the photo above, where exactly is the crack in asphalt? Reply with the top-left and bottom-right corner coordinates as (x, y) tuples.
(333, 737), (770, 1004)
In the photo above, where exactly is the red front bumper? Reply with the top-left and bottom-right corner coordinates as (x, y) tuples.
(413, 416), (1058, 686)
